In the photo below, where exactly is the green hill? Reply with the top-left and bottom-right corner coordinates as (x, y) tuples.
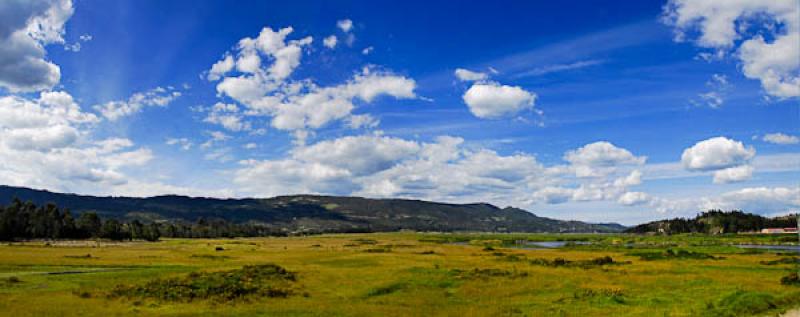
(0, 185), (625, 234)
(625, 210), (797, 234)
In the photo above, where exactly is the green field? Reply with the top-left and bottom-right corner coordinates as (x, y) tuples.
(1, 233), (799, 316)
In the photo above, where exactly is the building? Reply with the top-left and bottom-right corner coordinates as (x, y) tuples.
(761, 228), (799, 234)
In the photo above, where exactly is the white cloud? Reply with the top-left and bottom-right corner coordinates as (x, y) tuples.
(695, 74), (730, 108)
(462, 82), (536, 119)
(63, 33), (91, 53)
(292, 134), (421, 176)
(200, 131), (231, 149)
(232, 134), (651, 209)
(454, 68), (488, 82)
(203, 102), (251, 132)
(712, 164), (753, 184)
(681, 136), (755, 171)
(243, 143), (257, 149)
(207, 55), (234, 81)
(166, 138), (192, 151)
(664, 0), (800, 98)
(94, 86), (182, 121)
(763, 133), (799, 145)
(337, 19), (353, 32)
(0, 91), (97, 151)
(0, 92), (155, 191)
(0, 0), (73, 92)
(323, 35), (337, 49)
(617, 191), (651, 206)
(700, 186), (800, 214)
(362, 46), (373, 55)
(533, 187), (574, 204)
(564, 141), (646, 170)
(514, 59), (605, 77)
(204, 147), (234, 163)
(207, 25), (416, 142)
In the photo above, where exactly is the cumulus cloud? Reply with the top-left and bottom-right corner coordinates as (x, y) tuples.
(533, 187), (574, 204)
(0, 0), (73, 92)
(462, 82), (536, 119)
(232, 134), (650, 209)
(663, 0), (800, 98)
(0, 92), (154, 191)
(762, 133), (799, 145)
(565, 141), (647, 167)
(0, 92), (97, 151)
(681, 136), (755, 171)
(712, 164), (753, 184)
(203, 102), (251, 132)
(700, 186), (800, 214)
(208, 25), (416, 141)
(94, 87), (181, 121)
(454, 68), (488, 82)
(235, 134), (546, 200)
(337, 19), (353, 32)
(617, 191), (651, 206)
(323, 35), (337, 49)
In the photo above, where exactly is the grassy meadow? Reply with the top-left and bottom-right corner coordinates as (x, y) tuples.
(1, 232), (799, 316)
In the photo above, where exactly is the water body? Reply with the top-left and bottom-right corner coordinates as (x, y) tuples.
(735, 244), (800, 251)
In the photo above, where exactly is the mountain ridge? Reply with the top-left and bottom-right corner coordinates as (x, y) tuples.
(0, 185), (625, 233)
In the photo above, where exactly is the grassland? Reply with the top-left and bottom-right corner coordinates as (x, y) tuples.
(0, 233), (799, 316)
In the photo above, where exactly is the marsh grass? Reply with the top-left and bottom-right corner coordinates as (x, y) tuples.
(1, 233), (799, 316)
(702, 290), (800, 317)
(529, 256), (628, 269)
(188, 254), (232, 260)
(760, 257), (799, 265)
(627, 249), (723, 261)
(108, 264), (297, 302)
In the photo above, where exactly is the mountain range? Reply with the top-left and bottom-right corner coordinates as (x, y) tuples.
(0, 185), (625, 233)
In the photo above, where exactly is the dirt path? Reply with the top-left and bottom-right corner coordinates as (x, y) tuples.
(783, 308), (800, 317)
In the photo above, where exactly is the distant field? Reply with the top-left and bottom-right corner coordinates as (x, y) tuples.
(1, 233), (799, 316)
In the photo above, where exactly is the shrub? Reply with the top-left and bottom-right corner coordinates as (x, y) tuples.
(364, 247), (391, 253)
(366, 282), (406, 297)
(529, 256), (627, 268)
(781, 273), (800, 286)
(629, 249), (722, 261)
(108, 264), (298, 302)
(760, 257), (799, 265)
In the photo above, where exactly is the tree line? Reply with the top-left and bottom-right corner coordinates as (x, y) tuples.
(0, 199), (364, 241)
(625, 210), (798, 234)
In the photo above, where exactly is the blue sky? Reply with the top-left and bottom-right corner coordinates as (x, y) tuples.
(0, 0), (798, 224)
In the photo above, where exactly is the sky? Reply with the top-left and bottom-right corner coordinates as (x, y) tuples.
(0, 0), (798, 225)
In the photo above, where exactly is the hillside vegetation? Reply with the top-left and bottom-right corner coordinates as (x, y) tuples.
(625, 210), (798, 234)
(0, 185), (625, 234)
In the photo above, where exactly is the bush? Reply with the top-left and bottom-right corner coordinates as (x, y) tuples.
(781, 273), (800, 286)
(529, 256), (625, 268)
(760, 257), (798, 265)
(629, 249), (722, 261)
(108, 264), (298, 302)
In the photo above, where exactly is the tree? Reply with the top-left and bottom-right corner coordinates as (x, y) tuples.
(61, 209), (77, 239)
(100, 219), (129, 241)
(77, 212), (102, 238)
(129, 220), (144, 240)
(141, 222), (161, 242)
